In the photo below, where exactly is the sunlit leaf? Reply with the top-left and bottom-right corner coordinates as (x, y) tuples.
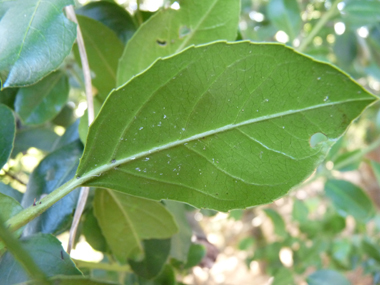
(77, 41), (375, 211)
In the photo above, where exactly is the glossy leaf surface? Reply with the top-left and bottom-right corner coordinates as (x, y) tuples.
(0, 104), (15, 168)
(94, 189), (178, 262)
(14, 71), (69, 125)
(74, 16), (124, 100)
(77, 41), (375, 211)
(325, 179), (375, 222)
(76, 1), (136, 44)
(117, 0), (240, 85)
(21, 141), (83, 235)
(0, 234), (81, 285)
(0, 0), (76, 88)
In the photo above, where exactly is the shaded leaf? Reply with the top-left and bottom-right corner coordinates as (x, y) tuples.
(129, 239), (171, 280)
(52, 103), (76, 127)
(292, 199), (308, 224)
(333, 149), (361, 171)
(263, 208), (287, 238)
(267, 0), (301, 41)
(0, 104), (15, 168)
(341, 0), (380, 28)
(0, 0), (76, 88)
(0, 234), (81, 285)
(74, 16), (124, 100)
(272, 267), (295, 285)
(52, 120), (80, 151)
(25, 276), (118, 285)
(21, 141), (83, 235)
(307, 269), (351, 285)
(117, 0), (240, 84)
(370, 160), (380, 187)
(83, 208), (108, 253)
(0, 192), (23, 249)
(137, 264), (176, 285)
(94, 189), (178, 262)
(77, 41), (374, 211)
(325, 179), (375, 222)
(76, 1), (136, 44)
(14, 71), (69, 125)
(0, 87), (17, 109)
(362, 238), (380, 263)
(184, 243), (206, 269)
(331, 239), (351, 268)
(0, 182), (23, 202)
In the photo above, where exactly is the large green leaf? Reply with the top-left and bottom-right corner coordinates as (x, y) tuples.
(0, 104), (15, 168)
(94, 189), (178, 262)
(325, 179), (375, 222)
(74, 15), (124, 100)
(83, 208), (108, 253)
(21, 140), (83, 235)
(117, 0), (240, 85)
(0, 182), (23, 202)
(76, 41), (375, 211)
(0, 0), (76, 88)
(76, 1), (136, 44)
(0, 234), (81, 285)
(267, 0), (301, 41)
(14, 71), (69, 125)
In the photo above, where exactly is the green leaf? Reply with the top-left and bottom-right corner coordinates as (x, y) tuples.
(52, 120), (80, 151)
(0, 0), (76, 88)
(129, 239), (171, 280)
(137, 264), (176, 285)
(0, 182), (23, 202)
(93, 189), (178, 262)
(362, 238), (380, 263)
(165, 201), (192, 263)
(292, 199), (309, 223)
(272, 267), (294, 285)
(307, 269), (351, 285)
(370, 160), (380, 186)
(0, 104), (15, 168)
(263, 208), (287, 238)
(333, 31), (358, 70)
(0, 192), (23, 242)
(25, 276), (118, 285)
(11, 126), (59, 158)
(325, 179), (375, 222)
(21, 141), (83, 235)
(117, 0), (240, 85)
(0, 87), (18, 109)
(77, 41), (375, 211)
(331, 239), (351, 268)
(83, 208), (108, 253)
(0, 233), (81, 285)
(78, 97), (103, 144)
(184, 243), (206, 269)
(76, 1), (136, 44)
(14, 71), (69, 125)
(267, 0), (301, 41)
(341, 0), (380, 28)
(74, 16), (124, 100)
(333, 149), (361, 171)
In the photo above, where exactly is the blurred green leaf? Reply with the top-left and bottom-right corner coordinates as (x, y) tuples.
(135, 264), (176, 285)
(331, 239), (351, 268)
(267, 0), (301, 41)
(165, 201), (192, 263)
(77, 42), (374, 211)
(333, 150), (361, 171)
(21, 140), (83, 235)
(52, 103), (76, 128)
(333, 31), (358, 71)
(307, 269), (351, 285)
(52, 120), (80, 151)
(370, 160), (380, 186)
(117, 0), (240, 84)
(74, 15), (124, 100)
(94, 189), (178, 262)
(129, 239), (171, 280)
(25, 276), (118, 285)
(272, 267), (295, 285)
(0, 0), (76, 88)
(76, 1), (136, 44)
(229, 209), (244, 220)
(292, 200), (309, 224)
(0, 182), (23, 202)
(0, 233), (81, 285)
(184, 243), (206, 269)
(238, 237), (255, 251)
(83, 208), (108, 253)
(0, 88), (17, 109)
(0, 104), (15, 169)
(325, 179), (375, 222)
(323, 212), (346, 235)
(362, 238), (380, 263)
(14, 71), (69, 125)
(264, 208), (287, 238)
(341, 0), (380, 28)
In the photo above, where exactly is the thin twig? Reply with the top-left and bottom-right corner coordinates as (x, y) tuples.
(64, 5), (94, 254)
(1, 170), (26, 186)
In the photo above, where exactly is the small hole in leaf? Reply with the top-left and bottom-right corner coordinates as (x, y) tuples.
(156, 39), (167, 46)
(179, 26), (191, 38)
(309, 132), (328, 148)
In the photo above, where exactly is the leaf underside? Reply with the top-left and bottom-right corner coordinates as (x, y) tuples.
(77, 41), (375, 211)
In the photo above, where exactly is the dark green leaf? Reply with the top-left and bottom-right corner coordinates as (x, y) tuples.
(0, 192), (23, 245)
(333, 149), (361, 171)
(0, 182), (23, 202)
(25, 276), (118, 285)
(52, 103), (76, 127)
(137, 264), (176, 285)
(334, 31), (358, 70)
(83, 208), (108, 253)
(76, 1), (136, 44)
(292, 200), (308, 223)
(272, 267), (295, 285)
(0, 0), (76, 88)
(77, 41), (375, 211)
(0, 104), (15, 168)
(11, 126), (59, 158)
(74, 16), (124, 100)
(263, 208), (287, 238)
(14, 71), (69, 125)
(21, 141), (83, 235)
(267, 0), (301, 41)
(0, 233), (81, 285)
(362, 238), (380, 263)
(331, 239), (351, 268)
(0, 87), (17, 109)
(129, 239), (171, 280)
(322, 212), (346, 235)
(325, 179), (375, 222)
(184, 243), (206, 269)
(117, 0), (240, 84)
(165, 201), (192, 263)
(307, 269), (351, 285)
(52, 120), (80, 151)
(94, 189), (178, 262)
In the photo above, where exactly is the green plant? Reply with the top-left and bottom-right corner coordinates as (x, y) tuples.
(0, 0), (380, 284)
